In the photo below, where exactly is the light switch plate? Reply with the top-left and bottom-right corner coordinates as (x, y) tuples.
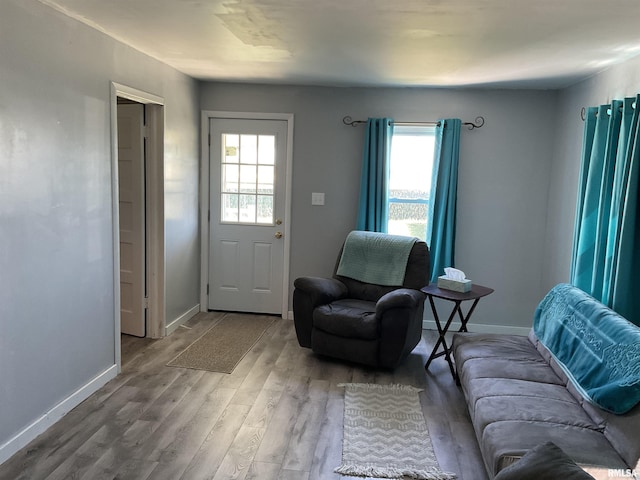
(311, 192), (325, 206)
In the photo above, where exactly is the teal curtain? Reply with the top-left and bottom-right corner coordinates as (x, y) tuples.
(571, 96), (640, 325)
(428, 119), (461, 283)
(356, 118), (394, 232)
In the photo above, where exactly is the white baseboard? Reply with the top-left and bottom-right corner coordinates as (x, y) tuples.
(422, 319), (530, 336)
(0, 364), (118, 465)
(165, 304), (200, 336)
(286, 310), (294, 320)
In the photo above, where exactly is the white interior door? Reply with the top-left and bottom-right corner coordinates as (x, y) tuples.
(118, 103), (146, 337)
(208, 118), (287, 314)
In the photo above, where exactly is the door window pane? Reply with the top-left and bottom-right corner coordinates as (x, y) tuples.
(222, 164), (239, 192)
(240, 135), (257, 164)
(258, 165), (274, 194)
(239, 165), (257, 193)
(257, 195), (273, 224)
(258, 135), (275, 164)
(239, 194), (256, 222)
(222, 193), (239, 222)
(220, 133), (276, 225)
(224, 135), (239, 163)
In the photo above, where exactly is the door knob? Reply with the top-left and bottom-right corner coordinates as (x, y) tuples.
(274, 231), (283, 239)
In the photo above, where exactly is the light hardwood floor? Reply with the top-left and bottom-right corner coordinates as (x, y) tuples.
(0, 312), (488, 480)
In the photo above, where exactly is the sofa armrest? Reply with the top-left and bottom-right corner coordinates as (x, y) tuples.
(293, 277), (348, 347)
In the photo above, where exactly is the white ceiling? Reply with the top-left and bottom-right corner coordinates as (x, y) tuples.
(38, 0), (640, 89)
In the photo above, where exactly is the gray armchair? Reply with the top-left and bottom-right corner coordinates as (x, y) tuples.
(293, 235), (430, 369)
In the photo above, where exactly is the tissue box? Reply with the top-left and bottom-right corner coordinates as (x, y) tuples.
(437, 276), (472, 293)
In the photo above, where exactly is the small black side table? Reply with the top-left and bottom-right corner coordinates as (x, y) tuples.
(421, 283), (494, 380)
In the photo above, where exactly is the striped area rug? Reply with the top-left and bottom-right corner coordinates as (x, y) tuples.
(335, 383), (456, 480)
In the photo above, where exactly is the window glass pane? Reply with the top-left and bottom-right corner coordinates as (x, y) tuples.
(388, 126), (435, 241)
(239, 165), (257, 193)
(239, 194), (256, 222)
(389, 135), (434, 197)
(224, 134), (239, 163)
(257, 195), (273, 224)
(221, 131), (279, 225)
(388, 202), (428, 240)
(222, 164), (239, 192)
(240, 135), (257, 164)
(258, 135), (275, 165)
(257, 165), (274, 194)
(221, 193), (239, 222)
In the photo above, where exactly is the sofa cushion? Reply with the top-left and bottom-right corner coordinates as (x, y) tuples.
(463, 377), (580, 413)
(494, 441), (595, 480)
(454, 333), (565, 388)
(313, 299), (377, 339)
(534, 283), (640, 414)
(473, 394), (601, 435)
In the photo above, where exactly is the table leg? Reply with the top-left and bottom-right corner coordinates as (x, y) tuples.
(456, 298), (481, 333)
(424, 296), (460, 380)
(424, 296), (444, 370)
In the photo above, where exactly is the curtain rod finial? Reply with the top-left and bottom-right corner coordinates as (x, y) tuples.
(466, 116), (485, 130)
(343, 116), (357, 127)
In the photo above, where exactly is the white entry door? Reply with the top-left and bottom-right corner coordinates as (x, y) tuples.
(118, 103), (146, 337)
(208, 118), (287, 314)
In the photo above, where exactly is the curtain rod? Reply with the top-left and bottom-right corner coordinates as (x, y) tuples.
(580, 102), (637, 121)
(342, 115), (485, 130)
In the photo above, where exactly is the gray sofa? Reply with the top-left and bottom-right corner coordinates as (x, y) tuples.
(452, 284), (640, 479)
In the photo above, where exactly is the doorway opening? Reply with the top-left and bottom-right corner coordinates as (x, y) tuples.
(110, 83), (165, 372)
(117, 99), (147, 337)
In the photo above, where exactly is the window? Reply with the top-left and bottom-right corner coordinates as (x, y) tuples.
(220, 133), (276, 224)
(388, 125), (436, 241)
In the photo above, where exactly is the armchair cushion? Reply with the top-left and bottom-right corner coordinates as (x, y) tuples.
(314, 299), (377, 340)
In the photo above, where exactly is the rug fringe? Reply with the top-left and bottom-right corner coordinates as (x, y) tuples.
(334, 463), (457, 479)
(337, 383), (424, 393)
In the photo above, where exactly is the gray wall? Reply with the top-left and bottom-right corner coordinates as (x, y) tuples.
(0, 0), (200, 452)
(200, 83), (559, 330)
(6, 0), (639, 462)
(543, 55), (640, 290)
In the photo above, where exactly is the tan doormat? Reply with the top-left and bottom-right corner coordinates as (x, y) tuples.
(167, 313), (276, 374)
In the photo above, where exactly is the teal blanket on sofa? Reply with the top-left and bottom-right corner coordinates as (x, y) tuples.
(336, 231), (417, 286)
(534, 283), (640, 414)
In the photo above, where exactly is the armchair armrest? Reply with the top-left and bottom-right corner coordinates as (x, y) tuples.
(293, 276), (348, 305)
(376, 288), (424, 314)
(293, 276), (348, 347)
(376, 288), (426, 368)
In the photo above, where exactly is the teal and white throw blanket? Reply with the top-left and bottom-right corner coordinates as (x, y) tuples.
(336, 231), (417, 287)
(534, 283), (640, 414)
